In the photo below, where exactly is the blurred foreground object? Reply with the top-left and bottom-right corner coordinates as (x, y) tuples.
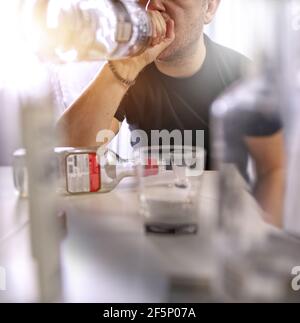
(211, 0), (284, 227)
(282, 0), (300, 236)
(20, 60), (62, 302)
(22, 0), (152, 62)
(211, 0), (300, 302)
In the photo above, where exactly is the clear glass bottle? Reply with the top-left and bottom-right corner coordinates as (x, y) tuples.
(211, 68), (288, 301)
(212, 60), (283, 235)
(211, 0), (283, 239)
(20, 58), (62, 302)
(13, 147), (159, 196)
(22, 0), (152, 62)
(282, 0), (300, 236)
(210, 0), (296, 302)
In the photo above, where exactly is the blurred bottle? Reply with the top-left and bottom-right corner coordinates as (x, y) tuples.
(211, 0), (283, 238)
(281, 0), (300, 236)
(20, 59), (62, 302)
(13, 147), (159, 196)
(22, 0), (153, 62)
(211, 0), (289, 302)
(211, 56), (282, 237)
(211, 64), (285, 300)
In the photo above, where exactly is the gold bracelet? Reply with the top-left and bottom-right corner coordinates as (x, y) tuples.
(107, 61), (136, 88)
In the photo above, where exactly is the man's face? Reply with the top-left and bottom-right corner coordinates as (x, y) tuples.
(139, 0), (208, 62)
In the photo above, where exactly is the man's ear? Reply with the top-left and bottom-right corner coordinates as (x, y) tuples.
(203, 0), (221, 25)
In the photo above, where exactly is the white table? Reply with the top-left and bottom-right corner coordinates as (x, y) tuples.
(0, 166), (276, 302)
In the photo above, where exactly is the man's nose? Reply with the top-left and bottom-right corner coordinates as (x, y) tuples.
(146, 0), (166, 12)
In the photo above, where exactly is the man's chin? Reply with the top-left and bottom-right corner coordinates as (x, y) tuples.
(157, 47), (177, 62)
(156, 41), (186, 63)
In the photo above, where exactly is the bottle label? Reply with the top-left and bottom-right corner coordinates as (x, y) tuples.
(66, 153), (101, 194)
(116, 21), (132, 42)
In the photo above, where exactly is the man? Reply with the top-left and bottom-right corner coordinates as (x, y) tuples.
(57, 0), (285, 227)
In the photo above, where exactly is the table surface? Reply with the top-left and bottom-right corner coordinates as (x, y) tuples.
(0, 166), (273, 302)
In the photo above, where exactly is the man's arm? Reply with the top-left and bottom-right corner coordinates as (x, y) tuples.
(56, 64), (130, 147)
(56, 12), (175, 147)
(245, 131), (286, 228)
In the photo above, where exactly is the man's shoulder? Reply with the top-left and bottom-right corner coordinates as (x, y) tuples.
(206, 34), (250, 65)
(205, 35), (251, 82)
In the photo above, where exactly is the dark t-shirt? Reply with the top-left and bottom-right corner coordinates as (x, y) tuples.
(114, 35), (281, 178)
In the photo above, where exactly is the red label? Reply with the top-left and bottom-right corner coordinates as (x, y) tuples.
(89, 153), (101, 192)
(143, 158), (159, 177)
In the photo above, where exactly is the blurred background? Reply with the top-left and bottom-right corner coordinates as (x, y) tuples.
(0, 0), (274, 166)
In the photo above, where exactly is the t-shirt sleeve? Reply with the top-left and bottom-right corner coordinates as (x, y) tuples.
(114, 102), (125, 122)
(224, 109), (282, 141)
(114, 88), (134, 122)
(114, 99), (126, 123)
(244, 112), (282, 137)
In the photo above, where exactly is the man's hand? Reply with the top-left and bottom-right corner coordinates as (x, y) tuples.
(111, 10), (175, 81)
(139, 11), (175, 66)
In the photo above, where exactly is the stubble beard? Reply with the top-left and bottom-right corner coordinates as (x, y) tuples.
(157, 23), (203, 65)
